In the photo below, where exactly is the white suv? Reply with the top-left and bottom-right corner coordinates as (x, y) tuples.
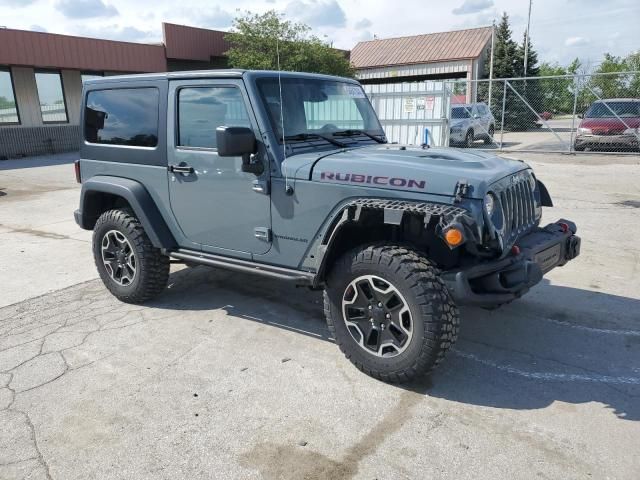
(449, 103), (496, 148)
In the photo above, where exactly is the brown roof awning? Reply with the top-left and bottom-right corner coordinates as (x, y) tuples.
(351, 27), (492, 69)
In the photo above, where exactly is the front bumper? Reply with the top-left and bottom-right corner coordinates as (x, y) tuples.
(442, 220), (581, 307)
(575, 134), (639, 150)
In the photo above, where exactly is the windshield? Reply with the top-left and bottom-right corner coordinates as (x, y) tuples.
(451, 107), (471, 119)
(585, 101), (640, 118)
(256, 77), (384, 142)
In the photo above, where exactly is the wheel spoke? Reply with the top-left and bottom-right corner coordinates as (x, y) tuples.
(100, 229), (137, 287)
(341, 274), (413, 358)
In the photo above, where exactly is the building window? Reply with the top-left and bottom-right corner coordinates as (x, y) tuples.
(84, 88), (159, 147)
(177, 87), (251, 149)
(0, 69), (19, 125)
(81, 72), (103, 83)
(35, 71), (68, 123)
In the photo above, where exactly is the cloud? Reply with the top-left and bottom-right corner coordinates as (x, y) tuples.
(199, 6), (233, 29)
(354, 18), (372, 29)
(74, 25), (158, 43)
(30, 25), (48, 32)
(0, 0), (36, 5)
(565, 36), (590, 47)
(285, 0), (347, 28)
(452, 0), (493, 15)
(55, 0), (118, 19)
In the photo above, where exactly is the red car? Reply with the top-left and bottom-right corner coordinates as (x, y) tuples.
(575, 98), (640, 151)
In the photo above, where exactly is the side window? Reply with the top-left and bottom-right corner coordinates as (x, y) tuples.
(84, 88), (159, 147)
(35, 71), (68, 123)
(0, 69), (19, 125)
(177, 87), (251, 149)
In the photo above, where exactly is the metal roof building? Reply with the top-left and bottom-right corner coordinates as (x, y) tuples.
(0, 23), (233, 159)
(351, 27), (492, 84)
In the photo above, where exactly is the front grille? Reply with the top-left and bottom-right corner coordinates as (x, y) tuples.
(497, 173), (537, 247)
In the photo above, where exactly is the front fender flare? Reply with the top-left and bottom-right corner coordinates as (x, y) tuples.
(76, 176), (176, 249)
(303, 198), (476, 286)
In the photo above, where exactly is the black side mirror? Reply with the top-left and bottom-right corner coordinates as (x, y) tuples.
(216, 126), (263, 175)
(577, 113), (583, 119)
(216, 126), (256, 157)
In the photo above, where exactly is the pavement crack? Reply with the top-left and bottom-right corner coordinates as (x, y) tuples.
(11, 409), (54, 480)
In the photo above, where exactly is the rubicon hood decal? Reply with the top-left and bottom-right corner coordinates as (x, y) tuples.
(320, 172), (426, 190)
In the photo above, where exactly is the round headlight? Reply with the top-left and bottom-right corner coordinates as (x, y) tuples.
(484, 193), (496, 216)
(528, 173), (537, 191)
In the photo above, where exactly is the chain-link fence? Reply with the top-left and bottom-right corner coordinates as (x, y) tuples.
(440, 72), (640, 154)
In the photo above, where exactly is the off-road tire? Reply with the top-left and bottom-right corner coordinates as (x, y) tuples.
(93, 208), (170, 303)
(324, 245), (459, 383)
(464, 129), (474, 148)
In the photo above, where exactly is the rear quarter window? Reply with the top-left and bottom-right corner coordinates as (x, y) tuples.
(84, 88), (159, 147)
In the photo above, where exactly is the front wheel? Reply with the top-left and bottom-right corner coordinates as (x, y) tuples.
(464, 129), (474, 148)
(484, 125), (495, 144)
(324, 245), (459, 383)
(93, 208), (170, 303)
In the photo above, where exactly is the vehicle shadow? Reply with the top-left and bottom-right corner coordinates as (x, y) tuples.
(150, 266), (640, 421)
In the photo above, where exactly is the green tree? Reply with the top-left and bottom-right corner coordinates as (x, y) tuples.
(225, 10), (353, 77)
(515, 32), (540, 78)
(483, 12), (519, 79)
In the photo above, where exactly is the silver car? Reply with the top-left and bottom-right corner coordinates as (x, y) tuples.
(449, 103), (496, 147)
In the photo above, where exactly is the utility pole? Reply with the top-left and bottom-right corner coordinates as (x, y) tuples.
(523, 0), (532, 77)
(487, 21), (495, 107)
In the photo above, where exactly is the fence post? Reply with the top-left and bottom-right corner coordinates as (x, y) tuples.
(569, 74), (579, 153)
(499, 80), (507, 150)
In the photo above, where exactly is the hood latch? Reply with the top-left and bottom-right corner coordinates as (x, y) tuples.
(453, 180), (469, 203)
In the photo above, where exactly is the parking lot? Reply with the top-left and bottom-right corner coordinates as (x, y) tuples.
(1, 152), (640, 479)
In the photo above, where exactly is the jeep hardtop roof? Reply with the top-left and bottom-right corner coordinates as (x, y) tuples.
(83, 69), (360, 85)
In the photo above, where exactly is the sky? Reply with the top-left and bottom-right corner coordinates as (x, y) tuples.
(0, 0), (638, 68)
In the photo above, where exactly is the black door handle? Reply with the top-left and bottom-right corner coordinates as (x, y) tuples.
(169, 164), (194, 174)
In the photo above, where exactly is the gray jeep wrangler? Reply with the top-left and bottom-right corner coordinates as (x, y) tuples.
(75, 70), (580, 382)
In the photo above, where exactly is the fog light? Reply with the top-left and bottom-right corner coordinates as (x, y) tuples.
(444, 227), (464, 247)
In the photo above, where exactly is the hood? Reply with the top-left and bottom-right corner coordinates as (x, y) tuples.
(580, 117), (640, 132)
(282, 145), (529, 199)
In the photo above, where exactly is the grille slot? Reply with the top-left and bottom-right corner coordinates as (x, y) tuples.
(497, 174), (537, 248)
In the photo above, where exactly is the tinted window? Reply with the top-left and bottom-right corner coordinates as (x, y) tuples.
(178, 87), (250, 149)
(451, 107), (471, 119)
(35, 71), (67, 123)
(0, 70), (19, 124)
(85, 88), (159, 147)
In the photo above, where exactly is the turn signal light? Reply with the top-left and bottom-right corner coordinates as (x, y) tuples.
(558, 222), (569, 233)
(444, 228), (464, 247)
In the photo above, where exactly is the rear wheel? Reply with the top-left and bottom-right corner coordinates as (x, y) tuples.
(93, 209), (170, 303)
(324, 245), (459, 383)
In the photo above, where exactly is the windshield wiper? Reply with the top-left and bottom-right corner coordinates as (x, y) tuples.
(283, 133), (347, 148)
(331, 129), (386, 144)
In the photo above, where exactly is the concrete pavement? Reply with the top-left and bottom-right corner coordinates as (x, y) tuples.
(0, 151), (639, 479)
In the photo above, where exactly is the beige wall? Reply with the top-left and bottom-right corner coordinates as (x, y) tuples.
(11, 67), (42, 127)
(5, 67), (83, 128)
(61, 69), (82, 125)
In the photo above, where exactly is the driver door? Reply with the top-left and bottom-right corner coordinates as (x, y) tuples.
(167, 79), (271, 256)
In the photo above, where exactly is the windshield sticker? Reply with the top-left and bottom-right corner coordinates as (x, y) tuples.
(345, 85), (366, 99)
(320, 171), (426, 190)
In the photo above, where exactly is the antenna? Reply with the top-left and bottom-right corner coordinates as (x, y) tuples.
(276, 36), (294, 195)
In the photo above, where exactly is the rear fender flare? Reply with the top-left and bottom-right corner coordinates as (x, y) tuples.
(77, 176), (176, 249)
